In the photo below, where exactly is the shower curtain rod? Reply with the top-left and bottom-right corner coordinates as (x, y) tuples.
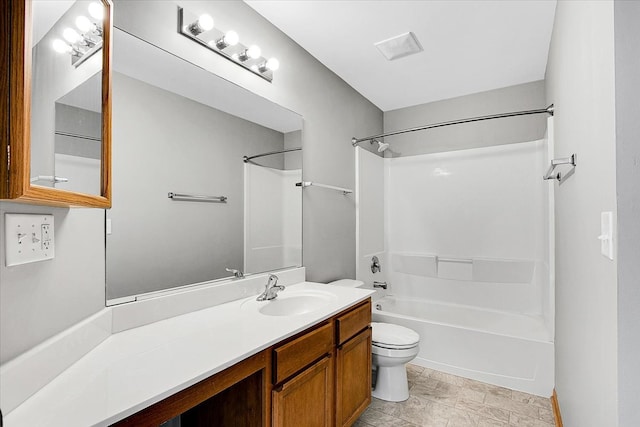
(351, 104), (554, 146)
(243, 147), (301, 163)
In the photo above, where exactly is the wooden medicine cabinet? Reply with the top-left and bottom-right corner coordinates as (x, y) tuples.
(1, 0), (112, 208)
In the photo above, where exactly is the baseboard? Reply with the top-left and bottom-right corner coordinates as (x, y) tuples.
(551, 389), (563, 427)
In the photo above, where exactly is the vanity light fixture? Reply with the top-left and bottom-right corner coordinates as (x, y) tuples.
(178, 7), (280, 82)
(52, 2), (105, 67)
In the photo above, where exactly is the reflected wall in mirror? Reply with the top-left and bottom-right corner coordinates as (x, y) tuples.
(30, 0), (105, 195)
(106, 29), (302, 304)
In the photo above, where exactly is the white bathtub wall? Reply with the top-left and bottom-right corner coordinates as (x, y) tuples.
(385, 140), (551, 315)
(282, 169), (303, 268)
(355, 147), (387, 286)
(244, 165), (302, 273)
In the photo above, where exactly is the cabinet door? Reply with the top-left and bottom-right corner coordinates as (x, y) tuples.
(1, 0), (112, 208)
(336, 327), (372, 427)
(273, 356), (333, 427)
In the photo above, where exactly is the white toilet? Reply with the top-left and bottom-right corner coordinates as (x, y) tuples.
(328, 279), (420, 402)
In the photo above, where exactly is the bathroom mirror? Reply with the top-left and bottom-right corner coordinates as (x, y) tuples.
(1, 0), (112, 207)
(106, 29), (302, 304)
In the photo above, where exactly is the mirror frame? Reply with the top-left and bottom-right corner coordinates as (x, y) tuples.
(1, 0), (112, 208)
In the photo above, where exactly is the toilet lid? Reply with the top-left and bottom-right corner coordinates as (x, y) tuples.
(371, 322), (420, 349)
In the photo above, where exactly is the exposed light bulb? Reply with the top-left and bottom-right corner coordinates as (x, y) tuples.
(63, 28), (81, 43)
(198, 14), (214, 31)
(187, 14), (214, 36)
(75, 15), (92, 32)
(52, 39), (72, 54)
(250, 64), (259, 72)
(265, 58), (279, 71)
(88, 2), (104, 20)
(213, 30), (239, 50)
(224, 30), (239, 46)
(246, 44), (261, 59)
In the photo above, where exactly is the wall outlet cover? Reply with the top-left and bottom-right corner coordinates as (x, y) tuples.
(4, 213), (55, 266)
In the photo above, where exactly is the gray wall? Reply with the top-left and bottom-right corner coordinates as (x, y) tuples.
(614, 1), (640, 426)
(545, 1), (619, 425)
(0, 204), (105, 363)
(0, 1), (381, 363)
(107, 72), (286, 300)
(383, 81), (546, 157)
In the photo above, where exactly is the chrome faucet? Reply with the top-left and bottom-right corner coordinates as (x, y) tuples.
(373, 281), (388, 290)
(226, 267), (244, 279)
(256, 274), (285, 301)
(371, 256), (381, 274)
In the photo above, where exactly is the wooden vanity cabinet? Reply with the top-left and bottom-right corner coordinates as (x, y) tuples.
(111, 298), (371, 427)
(271, 299), (372, 427)
(335, 301), (373, 427)
(272, 355), (334, 427)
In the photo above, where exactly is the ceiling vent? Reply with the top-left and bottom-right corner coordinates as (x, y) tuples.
(374, 31), (423, 61)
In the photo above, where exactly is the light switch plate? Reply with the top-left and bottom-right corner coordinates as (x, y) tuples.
(4, 213), (55, 266)
(599, 211), (614, 260)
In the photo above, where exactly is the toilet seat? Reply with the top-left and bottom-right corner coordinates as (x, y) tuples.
(373, 341), (418, 350)
(371, 322), (420, 349)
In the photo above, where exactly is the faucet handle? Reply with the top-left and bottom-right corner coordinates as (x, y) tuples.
(226, 268), (244, 278)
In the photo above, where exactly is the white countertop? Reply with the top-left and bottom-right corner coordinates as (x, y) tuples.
(4, 282), (373, 427)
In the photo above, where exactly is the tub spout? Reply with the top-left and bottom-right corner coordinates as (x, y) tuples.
(373, 281), (388, 290)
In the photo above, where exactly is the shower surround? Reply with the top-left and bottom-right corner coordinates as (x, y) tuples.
(356, 139), (554, 396)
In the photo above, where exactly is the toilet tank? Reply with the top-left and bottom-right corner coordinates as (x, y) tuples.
(328, 279), (365, 288)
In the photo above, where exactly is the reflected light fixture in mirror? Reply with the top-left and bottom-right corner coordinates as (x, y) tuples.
(178, 7), (280, 82)
(51, 1), (105, 67)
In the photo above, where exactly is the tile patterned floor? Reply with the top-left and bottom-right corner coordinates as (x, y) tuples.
(354, 364), (555, 427)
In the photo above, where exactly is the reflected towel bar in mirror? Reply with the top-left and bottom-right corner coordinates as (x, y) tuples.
(295, 181), (353, 195)
(168, 192), (228, 203)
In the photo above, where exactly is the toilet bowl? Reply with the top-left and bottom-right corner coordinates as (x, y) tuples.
(328, 279), (421, 402)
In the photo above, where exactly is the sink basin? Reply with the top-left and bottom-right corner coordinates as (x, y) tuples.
(243, 289), (336, 317)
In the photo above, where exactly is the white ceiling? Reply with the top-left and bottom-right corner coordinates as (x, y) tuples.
(245, 0), (557, 112)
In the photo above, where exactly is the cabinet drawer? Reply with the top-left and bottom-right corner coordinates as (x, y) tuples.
(273, 322), (334, 384)
(336, 299), (371, 345)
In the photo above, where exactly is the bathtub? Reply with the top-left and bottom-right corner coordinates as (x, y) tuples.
(372, 296), (554, 397)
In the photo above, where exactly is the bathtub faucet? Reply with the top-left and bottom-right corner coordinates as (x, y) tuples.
(373, 281), (388, 290)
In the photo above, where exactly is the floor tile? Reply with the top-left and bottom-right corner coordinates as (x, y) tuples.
(454, 398), (509, 423)
(511, 390), (553, 411)
(462, 379), (513, 399)
(538, 408), (555, 424)
(458, 387), (485, 403)
(477, 417), (508, 427)
(358, 407), (419, 427)
(484, 394), (540, 419)
(411, 381), (461, 406)
(357, 365), (554, 427)
(509, 412), (554, 427)
(387, 395), (449, 427)
(430, 370), (466, 387)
